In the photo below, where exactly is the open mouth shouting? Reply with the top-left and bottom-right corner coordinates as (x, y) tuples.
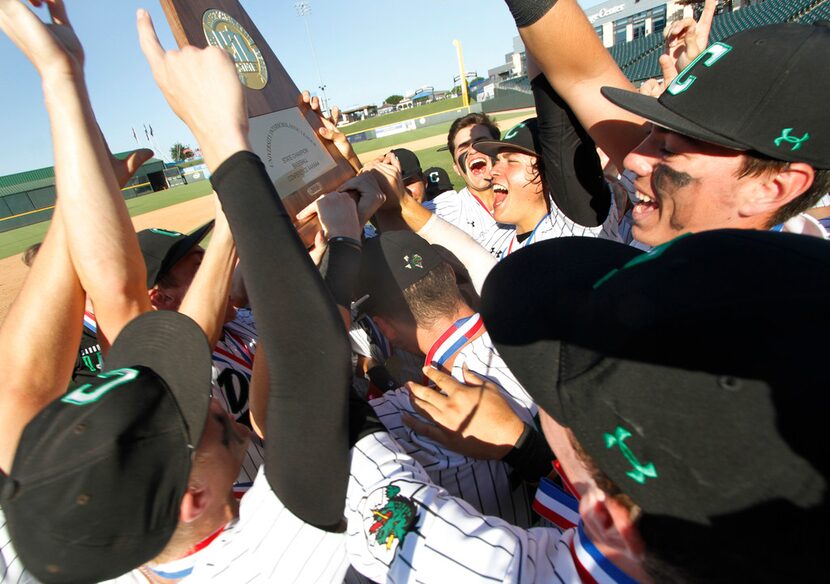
(465, 152), (492, 181)
(631, 189), (659, 221)
(492, 182), (509, 211)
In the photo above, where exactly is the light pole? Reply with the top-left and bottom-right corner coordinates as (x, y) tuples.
(295, 1), (329, 114)
(452, 39), (470, 110)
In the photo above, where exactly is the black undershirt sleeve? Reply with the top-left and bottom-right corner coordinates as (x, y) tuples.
(531, 73), (611, 228)
(211, 151), (350, 531)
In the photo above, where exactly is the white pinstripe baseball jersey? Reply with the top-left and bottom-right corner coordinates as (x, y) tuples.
(209, 309), (263, 495)
(4, 467), (335, 584)
(369, 318), (538, 527)
(423, 187), (499, 245)
(346, 431), (637, 584)
(211, 308), (257, 421)
(481, 194), (621, 260)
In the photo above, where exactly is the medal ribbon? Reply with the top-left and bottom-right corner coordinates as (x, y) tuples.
(423, 314), (484, 371)
(505, 213), (551, 257)
(532, 477), (580, 530)
(470, 191), (494, 217)
(571, 523), (639, 584)
(83, 310), (97, 333)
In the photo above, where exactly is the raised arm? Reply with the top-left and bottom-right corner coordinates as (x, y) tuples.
(138, 9), (351, 530)
(506, 0), (648, 169)
(0, 207), (83, 471)
(178, 194), (237, 349)
(0, 0), (151, 348)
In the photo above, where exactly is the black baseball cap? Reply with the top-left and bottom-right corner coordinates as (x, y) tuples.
(137, 221), (214, 288)
(473, 117), (541, 158)
(424, 166), (454, 201)
(0, 311), (212, 583)
(480, 231), (829, 576)
(603, 22), (830, 169)
(391, 148), (424, 183)
(356, 231), (443, 316)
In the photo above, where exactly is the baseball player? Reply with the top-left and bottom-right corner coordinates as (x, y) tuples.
(423, 113), (501, 244)
(506, 0), (830, 249)
(353, 231), (543, 527)
(422, 166), (455, 202)
(2, 4), (351, 582)
(474, 115), (618, 260)
(344, 230), (830, 583)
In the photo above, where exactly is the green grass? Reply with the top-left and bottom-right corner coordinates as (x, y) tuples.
(351, 108), (535, 155)
(342, 97), (466, 134)
(0, 181), (213, 260)
(352, 121), (456, 155)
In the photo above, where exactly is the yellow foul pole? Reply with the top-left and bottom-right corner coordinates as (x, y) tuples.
(452, 39), (470, 110)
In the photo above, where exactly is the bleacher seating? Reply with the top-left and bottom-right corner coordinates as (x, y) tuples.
(498, 76), (532, 94)
(610, 0), (829, 83)
(801, 0), (830, 23)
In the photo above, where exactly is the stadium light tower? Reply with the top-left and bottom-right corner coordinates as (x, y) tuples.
(452, 39), (470, 110)
(295, 1), (329, 114)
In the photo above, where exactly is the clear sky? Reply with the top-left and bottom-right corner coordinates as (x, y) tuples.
(0, 0), (606, 176)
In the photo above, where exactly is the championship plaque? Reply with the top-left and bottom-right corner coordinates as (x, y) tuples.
(159, 0), (355, 244)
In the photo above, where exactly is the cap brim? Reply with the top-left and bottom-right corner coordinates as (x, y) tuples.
(480, 238), (640, 420)
(107, 311), (212, 448)
(601, 87), (748, 151)
(472, 139), (538, 158)
(157, 220), (215, 284)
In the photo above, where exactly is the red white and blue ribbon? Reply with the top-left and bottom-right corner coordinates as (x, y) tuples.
(533, 477), (580, 530)
(424, 314), (484, 370)
(83, 311), (97, 333)
(571, 522), (639, 584)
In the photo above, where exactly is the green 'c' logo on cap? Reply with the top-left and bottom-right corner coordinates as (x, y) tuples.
(667, 42), (732, 96)
(504, 123), (525, 140)
(774, 128), (810, 152)
(149, 228), (183, 237)
(62, 368), (139, 406)
(604, 426), (658, 485)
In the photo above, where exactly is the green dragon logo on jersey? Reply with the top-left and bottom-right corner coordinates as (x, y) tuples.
(604, 426), (658, 485)
(774, 128), (810, 152)
(368, 485), (418, 551)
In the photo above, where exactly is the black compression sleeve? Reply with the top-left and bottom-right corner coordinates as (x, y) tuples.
(504, 0), (558, 28)
(324, 239), (362, 308)
(211, 151), (351, 530)
(502, 423), (555, 482)
(532, 73), (611, 228)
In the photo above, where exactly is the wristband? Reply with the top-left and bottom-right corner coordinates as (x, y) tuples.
(325, 239), (362, 308)
(366, 365), (399, 395)
(328, 235), (362, 250)
(349, 390), (386, 447)
(502, 423), (555, 482)
(504, 0), (558, 28)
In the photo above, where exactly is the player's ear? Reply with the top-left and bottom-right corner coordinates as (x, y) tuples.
(580, 490), (645, 562)
(180, 484), (211, 524)
(737, 162), (814, 220)
(148, 286), (174, 311)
